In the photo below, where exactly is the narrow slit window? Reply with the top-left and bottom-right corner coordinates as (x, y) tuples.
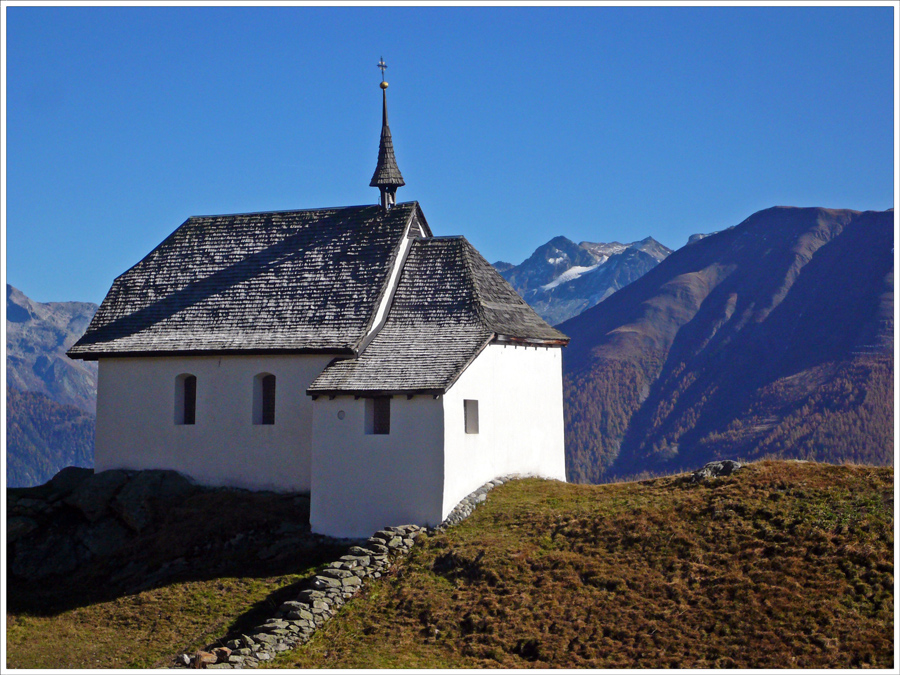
(464, 399), (479, 434)
(175, 374), (197, 425)
(254, 373), (276, 425)
(365, 397), (391, 435)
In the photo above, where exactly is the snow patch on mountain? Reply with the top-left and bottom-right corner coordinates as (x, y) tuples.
(540, 261), (604, 291)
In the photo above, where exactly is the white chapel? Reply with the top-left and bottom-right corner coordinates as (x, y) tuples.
(68, 66), (569, 538)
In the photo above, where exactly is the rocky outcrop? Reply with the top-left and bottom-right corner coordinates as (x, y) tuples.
(691, 460), (742, 483)
(8, 467), (200, 581)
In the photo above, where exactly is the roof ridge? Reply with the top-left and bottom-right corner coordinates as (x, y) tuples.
(457, 236), (492, 331)
(186, 202), (416, 220)
(352, 204), (421, 353)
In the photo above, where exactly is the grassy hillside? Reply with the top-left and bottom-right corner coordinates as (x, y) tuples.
(6, 461), (893, 669)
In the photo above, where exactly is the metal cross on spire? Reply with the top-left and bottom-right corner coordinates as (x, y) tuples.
(377, 57), (387, 82)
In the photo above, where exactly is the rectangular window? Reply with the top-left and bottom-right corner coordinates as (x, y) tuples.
(184, 377), (196, 425)
(262, 375), (276, 425)
(365, 397), (391, 435)
(464, 399), (479, 434)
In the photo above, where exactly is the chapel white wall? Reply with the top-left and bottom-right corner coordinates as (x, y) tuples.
(94, 354), (334, 492)
(310, 396), (445, 538)
(441, 343), (566, 517)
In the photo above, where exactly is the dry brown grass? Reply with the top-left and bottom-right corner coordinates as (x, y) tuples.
(6, 461), (893, 669)
(275, 461), (894, 669)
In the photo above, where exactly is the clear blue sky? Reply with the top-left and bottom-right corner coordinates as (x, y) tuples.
(4, 3), (896, 304)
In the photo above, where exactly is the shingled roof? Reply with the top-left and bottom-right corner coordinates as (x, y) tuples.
(68, 202), (431, 359)
(307, 236), (568, 396)
(370, 89), (405, 189)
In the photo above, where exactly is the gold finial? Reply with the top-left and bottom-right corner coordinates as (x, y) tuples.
(378, 56), (388, 89)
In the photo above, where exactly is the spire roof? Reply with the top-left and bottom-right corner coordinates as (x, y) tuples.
(370, 87), (405, 189)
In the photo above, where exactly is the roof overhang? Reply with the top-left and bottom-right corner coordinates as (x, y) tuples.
(67, 347), (357, 362)
(307, 388), (445, 399)
(492, 334), (569, 347)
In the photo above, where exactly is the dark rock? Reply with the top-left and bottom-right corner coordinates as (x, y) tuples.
(7, 516), (38, 543)
(11, 531), (86, 579)
(45, 466), (94, 501)
(65, 470), (129, 522)
(112, 470), (197, 532)
(692, 460), (742, 482)
(78, 517), (131, 558)
(15, 497), (50, 515)
(212, 646), (232, 662)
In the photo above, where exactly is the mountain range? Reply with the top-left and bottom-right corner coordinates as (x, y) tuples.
(7, 284), (99, 413)
(6, 285), (99, 487)
(560, 206), (894, 483)
(495, 236), (672, 325)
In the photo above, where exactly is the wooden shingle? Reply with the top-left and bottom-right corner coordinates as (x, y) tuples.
(68, 202), (428, 359)
(307, 237), (568, 396)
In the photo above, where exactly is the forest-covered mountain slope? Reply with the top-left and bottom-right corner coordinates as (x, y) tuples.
(559, 207), (894, 483)
(6, 387), (95, 488)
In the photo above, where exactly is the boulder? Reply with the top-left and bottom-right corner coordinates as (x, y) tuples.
(11, 531), (86, 580)
(65, 470), (129, 522)
(44, 466), (94, 502)
(193, 651), (217, 667)
(692, 460), (742, 482)
(7, 516), (38, 543)
(212, 647), (232, 662)
(112, 470), (197, 532)
(78, 517), (132, 558)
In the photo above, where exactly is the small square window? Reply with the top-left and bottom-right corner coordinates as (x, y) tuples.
(464, 399), (479, 434)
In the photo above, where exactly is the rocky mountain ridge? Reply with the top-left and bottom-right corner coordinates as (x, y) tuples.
(7, 284), (99, 413)
(496, 235), (672, 325)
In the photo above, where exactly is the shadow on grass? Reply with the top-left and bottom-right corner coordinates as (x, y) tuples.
(7, 489), (349, 619)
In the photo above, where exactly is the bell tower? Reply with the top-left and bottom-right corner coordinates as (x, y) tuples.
(369, 57), (405, 211)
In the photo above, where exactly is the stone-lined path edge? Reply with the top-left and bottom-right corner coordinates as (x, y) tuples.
(174, 474), (520, 669)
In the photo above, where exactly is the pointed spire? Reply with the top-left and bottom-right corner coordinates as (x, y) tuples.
(370, 57), (405, 211)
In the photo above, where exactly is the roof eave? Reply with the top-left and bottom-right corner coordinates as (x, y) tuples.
(492, 334), (570, 347)
(66, 346), (358, 362)
(307, 387), (446, 399)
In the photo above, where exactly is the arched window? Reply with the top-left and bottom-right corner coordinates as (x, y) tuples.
(253, 373), (276, 425)
(175, 374), (197, 425)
